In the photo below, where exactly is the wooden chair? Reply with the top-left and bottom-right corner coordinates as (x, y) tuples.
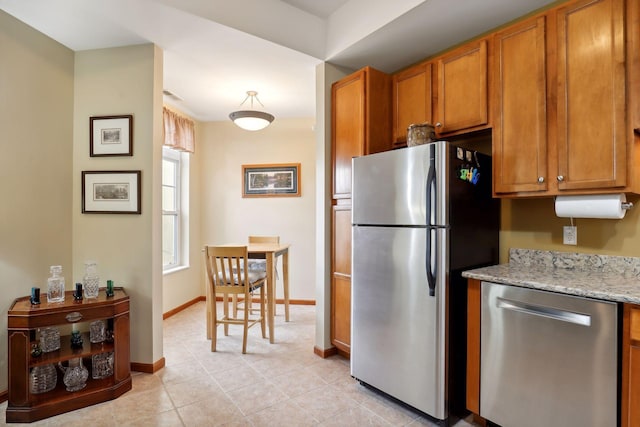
(235, 236), (281, 317)
(204, 245), (266, 353)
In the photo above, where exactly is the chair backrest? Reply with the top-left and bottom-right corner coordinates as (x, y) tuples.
(248, 235), (280, 244)
(205, 246), (251, 295)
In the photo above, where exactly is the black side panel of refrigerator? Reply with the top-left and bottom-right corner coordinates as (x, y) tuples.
(448, 143), (499, 271)
(446, 142), (500, 417)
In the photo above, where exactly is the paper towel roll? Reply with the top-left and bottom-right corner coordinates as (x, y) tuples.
(554, 194), (628, 219)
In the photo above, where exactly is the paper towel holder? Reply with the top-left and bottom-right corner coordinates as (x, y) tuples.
(554, 194), (633, 219)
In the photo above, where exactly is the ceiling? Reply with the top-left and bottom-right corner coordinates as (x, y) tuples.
(0, 0), (557, 123)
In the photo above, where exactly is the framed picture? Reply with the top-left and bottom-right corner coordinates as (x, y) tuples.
(82, 171), (141, 214)
(90, 115), (133, 156)
(242, 163), (301, 197)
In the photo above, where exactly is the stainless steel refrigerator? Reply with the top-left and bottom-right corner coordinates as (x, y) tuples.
(351, 141), (499, 424)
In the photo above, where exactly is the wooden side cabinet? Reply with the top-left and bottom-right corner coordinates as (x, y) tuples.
(330, 66), (391, 357)
(622, 303), (640, 427)
(331, 204), (352, 356)
(7, 289), (131, 423)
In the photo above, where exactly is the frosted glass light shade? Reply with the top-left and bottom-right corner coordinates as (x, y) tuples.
(229, 110), (275, 131)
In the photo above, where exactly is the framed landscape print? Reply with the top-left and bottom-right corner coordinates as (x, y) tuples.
(90, 115), (133, 156)
(82, 170), (141, 214)
(242, 163), (301, 197)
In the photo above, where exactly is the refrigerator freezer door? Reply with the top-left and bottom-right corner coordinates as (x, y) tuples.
(352, 143), (434, 226)
(351, 225), (445, 419)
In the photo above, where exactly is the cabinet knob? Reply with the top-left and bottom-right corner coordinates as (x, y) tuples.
(557, 175), (564, 182)
(435, 122), (442, 128)
(538, 177), (544, 183)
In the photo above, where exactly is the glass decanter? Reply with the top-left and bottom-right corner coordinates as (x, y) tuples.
(59, 357), (88, 392)
(47, 265), (65, 303)
(83, 260), (100, 299)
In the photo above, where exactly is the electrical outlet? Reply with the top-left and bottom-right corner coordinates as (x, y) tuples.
(563, 226), (577, 245)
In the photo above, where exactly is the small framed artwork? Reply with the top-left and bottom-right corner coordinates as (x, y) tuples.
(82, 171), (141, 214)
(90, 115), (133, 157)
(242, 163), (301, 198)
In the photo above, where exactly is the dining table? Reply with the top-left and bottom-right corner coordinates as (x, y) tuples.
(205, 242), (290, 344)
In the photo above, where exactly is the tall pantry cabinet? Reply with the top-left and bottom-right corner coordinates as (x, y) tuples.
(331, 66), (392, 356)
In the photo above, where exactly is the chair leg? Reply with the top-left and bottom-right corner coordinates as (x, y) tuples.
(223, 294), (229, 336)
(260, 285), (266, 339)
(211, 295), (218, 352)
(242, 293), (250, 354)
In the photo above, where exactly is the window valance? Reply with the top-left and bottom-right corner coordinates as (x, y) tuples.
(163, 107), (195, 153)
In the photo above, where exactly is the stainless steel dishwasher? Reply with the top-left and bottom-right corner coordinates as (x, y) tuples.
(480, 281), (618, 427)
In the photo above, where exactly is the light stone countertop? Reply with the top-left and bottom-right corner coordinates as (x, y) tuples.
(462, 248), (640, 304)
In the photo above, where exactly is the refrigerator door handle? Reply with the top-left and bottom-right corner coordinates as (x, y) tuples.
(426, 226), (436, 296)
(425, 144), (437, 297)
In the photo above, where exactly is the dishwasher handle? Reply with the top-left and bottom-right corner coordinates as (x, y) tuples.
(496, 297), (591, 327)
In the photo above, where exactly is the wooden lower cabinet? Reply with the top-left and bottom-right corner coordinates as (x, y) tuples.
(7, 289), (131, 423)
(622, 303), (640, 427)
(466, 279), (482, 416)
(331, 204), (352, 356)
(331, 274), (351, 356)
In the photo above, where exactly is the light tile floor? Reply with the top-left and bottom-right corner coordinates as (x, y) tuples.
(2, 302), (478, 426)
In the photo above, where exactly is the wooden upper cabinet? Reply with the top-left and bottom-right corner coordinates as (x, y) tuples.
(436, 39), (489, 135)
(392, 62), (433, 146)
(555, 0), (626, 191)
(331, 66), (391, 199)
(493, 16), (549, 195)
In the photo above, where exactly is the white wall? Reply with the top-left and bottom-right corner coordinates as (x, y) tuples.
(0, 10), (74, 392)
(200, 118), (316, 301)
(72, 44), (164, 365)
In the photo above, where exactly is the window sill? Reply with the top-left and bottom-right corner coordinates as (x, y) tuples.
(163, 265), (190, 276)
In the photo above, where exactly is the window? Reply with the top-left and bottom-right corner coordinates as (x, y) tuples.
(162, 147), (188, 270)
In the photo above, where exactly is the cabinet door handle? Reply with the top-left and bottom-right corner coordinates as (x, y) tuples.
(66, 312), (83, 322)
(538, 176), (545, 183)
(435, 122), (442, 128)
(557, 175), (564, 182)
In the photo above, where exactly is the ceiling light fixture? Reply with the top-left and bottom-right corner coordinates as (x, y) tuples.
(229, 90), (275, 131)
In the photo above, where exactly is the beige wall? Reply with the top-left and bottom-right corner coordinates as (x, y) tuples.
(500, 196), (640, 262)
(162, 106), (203, 313)
(72, 44), (164, 365)
(0, 10), (75, 391)
(200, 118), (316, 301)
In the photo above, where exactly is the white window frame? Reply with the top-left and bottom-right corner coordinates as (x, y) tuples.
(162, 147), (189, 272)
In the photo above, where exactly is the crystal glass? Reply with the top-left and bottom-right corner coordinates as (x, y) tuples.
(29, 364), (57, 394)
(59, 357), (88, 392)
(83, 260), (100, 299)
(39, 327), (60, 353)
(91, 352), (114, 379)
(47, 265), (65, 303)
(90, 320), (106, 343)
